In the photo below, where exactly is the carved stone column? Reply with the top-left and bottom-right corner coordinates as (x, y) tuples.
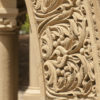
(23, 0), (45, 100)
(0, 0), (18, 100)
(24, 0), (100, 100)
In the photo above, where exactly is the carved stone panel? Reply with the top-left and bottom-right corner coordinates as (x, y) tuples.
(30, 0), (100, 100)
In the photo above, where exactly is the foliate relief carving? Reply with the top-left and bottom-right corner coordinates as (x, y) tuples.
(32, 0), (96, 99)
(89, 0), (100, 66)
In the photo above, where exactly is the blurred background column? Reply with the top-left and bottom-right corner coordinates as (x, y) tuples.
(0, 0), (18, 100)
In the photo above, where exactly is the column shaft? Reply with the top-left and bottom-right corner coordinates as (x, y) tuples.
(0, 0), (18, 100)
(23, 0), (45, 100)
(0, 33), (18, 100)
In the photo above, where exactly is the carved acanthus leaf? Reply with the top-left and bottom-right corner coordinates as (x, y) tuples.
(32, 0), (97, 99)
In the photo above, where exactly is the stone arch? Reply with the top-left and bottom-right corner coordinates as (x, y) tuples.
(1, 0), (100, 100)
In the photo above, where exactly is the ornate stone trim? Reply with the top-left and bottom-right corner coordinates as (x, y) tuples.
(31, 0), (100, 99)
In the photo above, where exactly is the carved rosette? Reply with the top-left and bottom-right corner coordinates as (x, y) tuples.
(32, 0), (97, 99)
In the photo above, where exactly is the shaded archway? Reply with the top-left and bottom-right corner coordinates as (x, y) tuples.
(17, 0), (29, 90)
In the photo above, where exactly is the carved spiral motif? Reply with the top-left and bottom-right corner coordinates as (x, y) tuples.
(32, 0), (96, 99)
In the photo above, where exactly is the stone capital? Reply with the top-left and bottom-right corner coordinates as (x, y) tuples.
(0, 7), (18, 32)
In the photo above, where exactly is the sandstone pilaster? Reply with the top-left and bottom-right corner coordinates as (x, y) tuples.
(0, 0), (18, 100)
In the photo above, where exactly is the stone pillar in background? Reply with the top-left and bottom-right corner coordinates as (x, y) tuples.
(0, 0), (18, 100)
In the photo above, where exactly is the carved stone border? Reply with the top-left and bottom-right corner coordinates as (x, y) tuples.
(25, 0), (100, 100)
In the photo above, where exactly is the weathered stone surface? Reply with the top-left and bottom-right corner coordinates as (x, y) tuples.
(1, 0), (100, 100)
(0, 0), (18, 100)
(25, 0), (100, 100)
(0, 1), (18, 31)
(0, 34), (18, 100)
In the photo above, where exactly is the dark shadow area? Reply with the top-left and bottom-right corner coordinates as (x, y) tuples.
(17, 0), (27, 30)
(18, 34), (29, 90)
(17, 0), (29, 90)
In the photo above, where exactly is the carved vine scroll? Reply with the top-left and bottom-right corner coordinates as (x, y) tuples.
(31, 0), (99, 99)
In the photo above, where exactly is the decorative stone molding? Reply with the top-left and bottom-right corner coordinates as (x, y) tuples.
(89, 0), (100, 67)
(0, 17), (17, 31)
(27, 0), (100, 100)
(0, 8), (18, 31)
